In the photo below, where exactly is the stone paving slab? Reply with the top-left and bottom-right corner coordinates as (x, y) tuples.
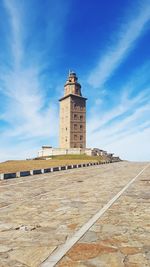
(0, 162), (148, 267)
(56, 163), (150, 267)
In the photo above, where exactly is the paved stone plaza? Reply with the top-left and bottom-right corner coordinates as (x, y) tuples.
(0, 162), (149, 267)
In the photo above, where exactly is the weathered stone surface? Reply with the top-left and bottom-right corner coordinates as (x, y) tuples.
(8, 246), (56, 267)
(58, 257), (87, 267)
(67, 243), (118, 260)
(120, 246), (141, 255)
(0, 162), (149, 266)
(57, 163), (150, 267)
(85, 252), (125, 267)
(0, 245), (12, 253)
(80, 231), (98, 243)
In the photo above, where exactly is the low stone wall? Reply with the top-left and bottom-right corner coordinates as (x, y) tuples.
(0, 160), (120, 180)
(38, 147), (93, 157)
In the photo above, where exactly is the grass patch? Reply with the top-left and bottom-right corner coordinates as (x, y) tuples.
(0, 154), (105, 174)
(50, 154), (103, 160)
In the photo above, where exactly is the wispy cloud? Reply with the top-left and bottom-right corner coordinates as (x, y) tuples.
(88, 101), (150, 145)
(3, 0), (23, 67)
(1, 0), (57, 137)
(105, 127), (150, 161)
(87, 58), (150, 128)
(87, 98), (150, 161)
(88, 0), (150, 88)
(87, 60), (150, 161)
(0, 0), (69, 161)
(0, 0), (149, 162)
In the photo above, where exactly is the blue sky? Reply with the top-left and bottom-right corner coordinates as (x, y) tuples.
(0, 0), (150, 162)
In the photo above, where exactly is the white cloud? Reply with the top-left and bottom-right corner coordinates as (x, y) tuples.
(87, 67), (150, 161)
(88, 0), (150, 88)
(105, 127), (150, 161)
(3, 0), (23, 67)
(0, 0), (69, 161)
(0, 0), (149, 163)
(87, 117), (150, 161)
(0, 141), (39, 162)
(87, 84), (150, 134)
(87, 104), (150, 148)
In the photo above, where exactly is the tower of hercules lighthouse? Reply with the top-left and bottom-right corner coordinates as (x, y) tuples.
(59, 72), (87, 149)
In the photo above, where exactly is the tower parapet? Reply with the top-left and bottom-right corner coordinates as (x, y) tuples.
(64, 71), (82, 97)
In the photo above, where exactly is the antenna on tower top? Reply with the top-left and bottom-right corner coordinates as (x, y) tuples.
(69, 69), (71, 76)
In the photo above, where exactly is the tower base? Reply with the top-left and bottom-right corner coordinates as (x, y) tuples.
(37, 146), (93, 157)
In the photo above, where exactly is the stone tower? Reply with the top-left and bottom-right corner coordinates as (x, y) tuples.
(59, 72), (87, 149)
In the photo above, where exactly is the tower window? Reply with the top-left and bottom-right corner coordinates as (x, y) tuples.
(80, 125), (83, 130)
(74, 135), (77, 140)
(66, 127), (67, 131)
(74, 114), (77, 119)
(74, 124), (77, 130)
(80, 115), (83, 121)
(80, 144), (83, 148)
(80, 135), (83, 140)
